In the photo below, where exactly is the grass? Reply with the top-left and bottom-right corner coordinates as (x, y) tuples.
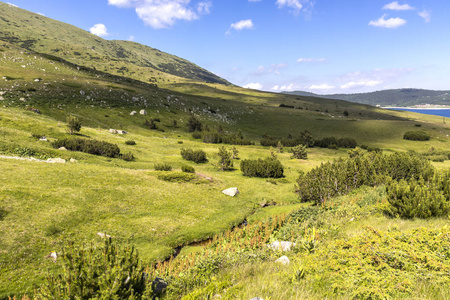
(0, 3), (449, 298)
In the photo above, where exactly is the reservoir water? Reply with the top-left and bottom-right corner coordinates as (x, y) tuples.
(386, 108), (450, 118)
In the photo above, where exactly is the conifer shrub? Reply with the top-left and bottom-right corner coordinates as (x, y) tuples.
(157, 172), (197, 183)
(385, 171), (450, 218)
(403, 130), (430, 141)
(315, 137), (357, 149)
(296, 152), (435, 204)
(121, 151), (135, 161)
(187, 115), (203, 132)
(291, 144), (307, 159)
(180, 148), (207, 163)
(154, 163), (172, 171)
(217, 146), (233, 171)
(240, 157), (284, 178)
(52, 138), (120, 158)
(36, 238), (147, 299)
(181, 165), (195, 173)
(125, 140), (136, 145)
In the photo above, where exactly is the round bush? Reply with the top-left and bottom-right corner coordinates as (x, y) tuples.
(403, 131), (430, 141)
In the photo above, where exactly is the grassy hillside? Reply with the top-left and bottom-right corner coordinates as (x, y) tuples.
(1, 2), (450, 298)
(0, 2), (229, 86)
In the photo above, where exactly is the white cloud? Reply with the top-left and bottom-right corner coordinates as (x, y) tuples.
(243, 82), (263, 89)
(369, 14), (406, 29)
(197, 1), (211, 14)
(297, 58), (326, 63)
(6, 2), (18, 7)
(230, 19), (254, 31)
(89, 24), (109, 37)
(276, 0), (303, 15)
(308, 83), (335, 90)
(128, 35), (135, 41)
(108, 0), (204, 29)
(37, 12), (45, 16)
(418, 10), (431, 23)
(340, 80), (383, 90)
(383, 1), (414, 11)
(272, 83), (294, 91)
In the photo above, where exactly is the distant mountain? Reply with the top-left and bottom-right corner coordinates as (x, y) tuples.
(0, 2), (230, 85)
(285, 89), (450, 107)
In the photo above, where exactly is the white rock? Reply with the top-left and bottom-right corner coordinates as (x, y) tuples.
(139, 109), (147, 115)
(58, 147), (67, 151)
(222, 187), (239, 197)
(275, 255), (290, 265)
(47, 158), (66, 163)
(69, 158), (77, 163)
(130, 111), (137, 116)
(109, 129), (118, 134)
(268, 241), (296, 252)
(97, 232), (112, 238)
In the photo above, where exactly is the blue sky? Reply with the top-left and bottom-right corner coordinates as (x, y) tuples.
(7, 0), (450, 94)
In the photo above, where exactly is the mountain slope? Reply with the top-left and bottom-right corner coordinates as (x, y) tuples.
(286, 89), (450, 107)
(0, 2), (229, 85)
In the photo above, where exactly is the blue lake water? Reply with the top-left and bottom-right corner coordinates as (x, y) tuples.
(386, 108), (450, 118)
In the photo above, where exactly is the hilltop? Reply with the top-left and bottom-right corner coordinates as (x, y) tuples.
(285, 88), (450, 107)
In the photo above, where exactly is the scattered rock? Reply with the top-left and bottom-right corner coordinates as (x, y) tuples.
(275, 255), (290, 265)
(44, 251), (58, 262)
(268, 241), (296, 252)
(130, 111), (137, 116)
(58, 147), (67, 151)
(117, 130), (127, 135)
(39, 137), (48, 141)
(109, 129), (118, 134)
(69, 158), (77, 163)
(152, 277), (168, 299)
(222, 187), (239, 197)
(47, 158), (66, 163)
(139, 109), (147, 115)
(97, 232), (111, 238)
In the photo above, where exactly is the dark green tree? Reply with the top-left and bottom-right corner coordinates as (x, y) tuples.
(67, 116), (81, 135)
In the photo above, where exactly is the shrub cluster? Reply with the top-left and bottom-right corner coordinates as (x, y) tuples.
(125, 140), (136, 145)
(157, 172), (197, 183)
(403, 130), (430, 141)
(154, 163), (172, 171)
(240, 157), (284, 178)
(181, 165), (195, 173)
(202, 131), (253, 146)
(187, 115), (203, 132)
(291, 144), (307, 159)
(180, 148), (207, 163)
(52, 138), (120, 158)
(260, 131), (314, 148)
(36, 238), (148, 299)
(315, 137), (357, 149)
(296, 152), (434, 204)
(385, 171), (450, 218)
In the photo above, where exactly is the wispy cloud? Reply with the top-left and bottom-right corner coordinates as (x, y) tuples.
(369, 14), (406, 29)
(297, 58), (326, 63)
(227, 19), (254, 34)
(383, 1), (415, 11)
(197, 1), (212, 14)
(243, 82), (263, 89)
(272, 83), (294, 91)
(418, 10), (431, 23)
(254, 64), (287, 75)
(276, 0), (303, 15)
(340, 80), (382, 90)
(308, 83), (335, 90)
(108, 0), (206, 29)
(89, 24), (109, 37)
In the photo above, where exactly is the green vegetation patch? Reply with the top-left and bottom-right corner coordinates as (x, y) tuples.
(157, 172), (198, 183)
(403, 130), (431, 141)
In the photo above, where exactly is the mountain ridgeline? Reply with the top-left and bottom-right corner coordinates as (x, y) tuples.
(0, 2), (229, 85)
(285, 89), (450, 107)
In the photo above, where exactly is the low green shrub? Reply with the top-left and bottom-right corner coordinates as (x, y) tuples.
(180, 148), (207, 163)
(296, 152), (435, 204)
(52, 138), (120, 158)
(157, 172), (197, 183)
(240, 157), (284, 178)
(35, 238), (147, 299)
(291, 144), (307, 159)
(125, 140), (136, 145)
(181, 165), (195, 173)
(121, 151), (135, 161)
(403, 130), (430, 141)
(154, 163), (172, 171)
(31, 132), (45, 139)
(315, 137), (357, 149)
(385, 172), (450, 218)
